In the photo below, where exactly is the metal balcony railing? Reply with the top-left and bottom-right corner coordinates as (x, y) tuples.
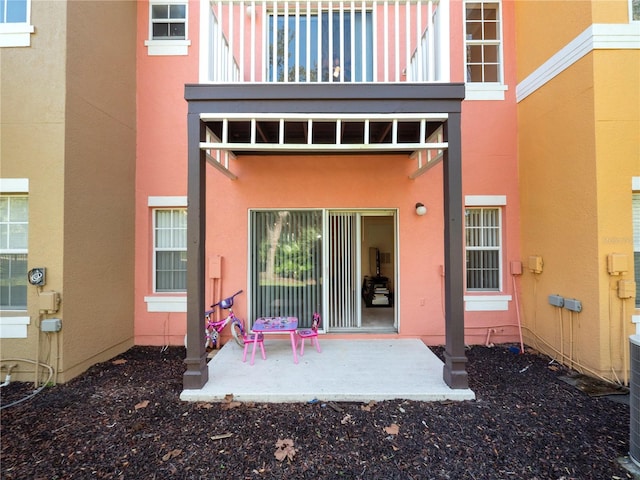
(201, 0), (450, 83)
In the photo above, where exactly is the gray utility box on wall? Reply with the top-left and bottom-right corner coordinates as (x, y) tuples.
(564, 298), (582, 312)
(41, 318), (62, 332)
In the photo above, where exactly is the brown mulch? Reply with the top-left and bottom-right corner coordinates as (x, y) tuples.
(0, 344), (633, 479)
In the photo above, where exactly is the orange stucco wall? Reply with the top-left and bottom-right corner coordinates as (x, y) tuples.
(514, 0), (631, 81)
(515, 0), (639, 381)
(135, 0), (521, 348)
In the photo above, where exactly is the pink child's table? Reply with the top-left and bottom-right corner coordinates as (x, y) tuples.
(251, 317), (299, 364)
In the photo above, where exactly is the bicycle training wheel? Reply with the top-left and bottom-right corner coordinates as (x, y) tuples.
(231, 320), (245, 347)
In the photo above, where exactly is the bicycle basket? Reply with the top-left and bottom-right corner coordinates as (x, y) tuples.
(220, 297), (234, 309)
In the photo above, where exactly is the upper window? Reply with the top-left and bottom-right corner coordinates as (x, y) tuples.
(151, 3), (186, 40)
(0, 0), (34, 48)
(144, 1), (190, 56)
(0, 195), (28, 310)
(268, 10), (373, 83)
(465, 207), (501, 291)
(465, 1), (501, 83)
(632, 0), (640, 21)
(154, 209), (186, 293)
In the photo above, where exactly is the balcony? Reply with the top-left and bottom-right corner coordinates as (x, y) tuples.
(201, 0), (450, 84)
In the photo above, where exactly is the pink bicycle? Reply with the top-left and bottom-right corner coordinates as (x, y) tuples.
(204, 290), (246, 349)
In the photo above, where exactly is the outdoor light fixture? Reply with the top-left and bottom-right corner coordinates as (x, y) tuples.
(415, 203), (427, 216)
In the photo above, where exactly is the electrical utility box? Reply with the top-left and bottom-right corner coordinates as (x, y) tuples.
(528, 255), (543, 274)
(39, 291), (60, 313)
(619, 280), (637, 299)
(564, 298), (582, 312)
(41, 318), (62, 332)
(548, 294), (564, 307)
(608, 253), (628, 275)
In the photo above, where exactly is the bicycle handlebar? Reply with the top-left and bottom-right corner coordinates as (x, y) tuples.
(210, 289), (243, 309)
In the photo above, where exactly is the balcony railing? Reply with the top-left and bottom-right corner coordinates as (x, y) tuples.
(201, 0), (450, 83)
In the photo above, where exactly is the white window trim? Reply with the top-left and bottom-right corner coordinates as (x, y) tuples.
(0, 316), (30, 338)
(464, 295), (512, 311)
(465, 83), (508, 101)
(465, 195), (507, 206)
(144, 295), (186, 313)
(0, 0), (34, 48)
(149, 201), (187, 310)
(632, 176), (640, 191)
(1, 179), (29, 320)
(465, 196), (507, 309)
(463, 0), (507, 101)
(517, 23), (640, 102)
(0, 178), (29, 193)
(148, 196), (187, 207)
(147, 197), (187, 312)
(145, 1), (191, 56)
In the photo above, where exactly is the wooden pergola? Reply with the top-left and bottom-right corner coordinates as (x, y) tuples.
(182, 83), (468, 391)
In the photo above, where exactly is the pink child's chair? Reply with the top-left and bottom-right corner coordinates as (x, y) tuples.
(296, 312), (322, 356)
(240, 322), (266, 365)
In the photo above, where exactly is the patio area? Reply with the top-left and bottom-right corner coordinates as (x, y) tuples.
(180, 338), (475, 403)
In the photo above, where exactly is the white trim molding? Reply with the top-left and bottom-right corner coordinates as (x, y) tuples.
(144, 296), (187, 312)
(464, 295), (512, 311)
(148, 196), (187, 207)
(517, 23), (640, 102)
(0, 316), (30, 338)
(465, 195), (507, 206)
(633, 177), (640, 191)
(465, 83), (509, 101)
(0, 178), (29, 193)
(0, 23), (35, 48)
(144, 39), (191, 56)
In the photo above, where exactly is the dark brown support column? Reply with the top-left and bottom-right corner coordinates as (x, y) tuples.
(183, 113), (209, 389)
(442, 112), (469, 389)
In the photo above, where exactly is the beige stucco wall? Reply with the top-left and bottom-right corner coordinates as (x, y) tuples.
(0, 0), (68, 383)
(516, 0), (640, 381)
(0, 0), (136, 383)
(60, 0), (137, 381)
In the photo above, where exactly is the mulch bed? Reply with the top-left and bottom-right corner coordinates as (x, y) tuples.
(0, 344), (633, 479)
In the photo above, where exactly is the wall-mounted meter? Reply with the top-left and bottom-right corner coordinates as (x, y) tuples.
(28, 268), (46, 286)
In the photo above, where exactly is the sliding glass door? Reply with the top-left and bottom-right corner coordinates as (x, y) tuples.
(249, 209), (396, 331)
(249, 210), (323, 328)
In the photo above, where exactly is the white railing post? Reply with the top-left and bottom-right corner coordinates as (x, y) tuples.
(435, 0), (450, 82)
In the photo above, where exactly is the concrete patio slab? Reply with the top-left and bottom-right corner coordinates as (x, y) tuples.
(180, 339), (475, 403)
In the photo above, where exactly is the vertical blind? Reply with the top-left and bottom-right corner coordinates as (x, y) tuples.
(250, 210), (323, 328)
(328, 212), (360, 329)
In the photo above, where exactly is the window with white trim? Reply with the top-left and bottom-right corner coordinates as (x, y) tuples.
(633, 193), (640, 307)
(144, 1), (190, 56)
(464, 1), (501, 83)
(150, 3), (186, 40)
(154, 208), (187, 292)
(0, 0), (34, 47)
(465, 207), (501, 291)
(0, 195), (28, 309)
